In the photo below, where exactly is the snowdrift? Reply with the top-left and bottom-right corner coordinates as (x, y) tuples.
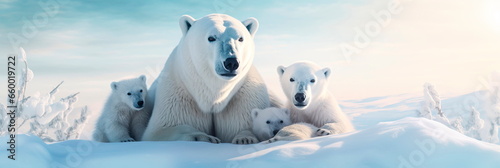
(1, 118), (499, 168)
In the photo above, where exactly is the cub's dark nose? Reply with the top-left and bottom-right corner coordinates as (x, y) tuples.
(137, 100), (144, 107)
(223, 58), (239, 71)
(273, 130), (279, 136)
(294, 93), (306, 103)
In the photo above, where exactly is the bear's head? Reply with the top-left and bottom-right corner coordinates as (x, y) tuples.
(111, 75), (148, 111)
(178, 14), (259, 81)
(251, 107), (291, 141)
(278, 61), (331, 110)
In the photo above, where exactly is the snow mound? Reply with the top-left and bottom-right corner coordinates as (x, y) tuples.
(1, 118), (499, 168)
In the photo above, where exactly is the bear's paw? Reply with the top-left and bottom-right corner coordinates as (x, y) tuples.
(192, 134), (221, 144)
(232, 136), (258, 144)
(120, 138), (136, 142)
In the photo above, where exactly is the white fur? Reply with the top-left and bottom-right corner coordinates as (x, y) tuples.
(142, 14), (274, 144)
(268, 61), (355, 143)
(251, 107), (292, 142)
(93, 75), (151, 142)
(263, 122), (319, 144)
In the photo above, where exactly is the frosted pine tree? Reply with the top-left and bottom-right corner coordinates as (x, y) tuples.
(466, 107), (484, 140)
(480, 72), (500, 143)
(419, 83), (434, 119)
(451, 117), (464, 134)
(14, 47), (89, 142)
(18, 47), (34, 103)
(488, 122), (499, 143)
(420, 83), (451, 127)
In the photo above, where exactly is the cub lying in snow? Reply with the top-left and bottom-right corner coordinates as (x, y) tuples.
(251, 107), (292, 142)
(93, 75), (151, 142)
(252, 107), (328, 143)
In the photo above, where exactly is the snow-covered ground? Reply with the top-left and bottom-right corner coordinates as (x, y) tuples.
(341, 93), (423, 130)
(1, 118), (499, 168)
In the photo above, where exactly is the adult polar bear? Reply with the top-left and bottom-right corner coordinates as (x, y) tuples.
(142, 14), (273, 144)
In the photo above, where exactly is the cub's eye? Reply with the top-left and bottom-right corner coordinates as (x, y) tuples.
(127, 92), (131, 95)
(266, 120), (270, 124)
(208, 36), (216, 42)
(238, 37), (244, 42)
(310, 79), (315, 83)
(290, 78), (295, 82)
(280, 120), (284, 124)
(140, 89), (143, 93)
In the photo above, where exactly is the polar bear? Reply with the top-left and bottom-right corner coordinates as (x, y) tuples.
(251, 107), (292, 142)
(142, 14), (274, 144)
(93, 75), (151, 142)
(267, 61), (355, 143)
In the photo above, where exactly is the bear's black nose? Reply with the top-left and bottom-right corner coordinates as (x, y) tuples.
(273, 130), (279, 136)
(223, 58), (239, 71)
(294, 93), (306, 103)
(137, 100), (144, 107)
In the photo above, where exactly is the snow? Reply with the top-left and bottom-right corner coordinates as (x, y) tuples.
(1, 118), (499, 168)
(340, 93), (422, 130)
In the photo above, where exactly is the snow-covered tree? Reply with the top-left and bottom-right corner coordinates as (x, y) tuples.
(486, 122), (499, 143)
(419, 83), (451, 126)
(451, 117), (464, 134)
(419, 84), (434, 119)
(12, 47), (89, 142)
(482, 72), (500, 143)
(18, 47), (34, 103)
(418, 78), (500, 144)
(465, 107), (484, 140)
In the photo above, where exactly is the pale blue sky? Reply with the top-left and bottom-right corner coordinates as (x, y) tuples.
(1, 0), (500, 117)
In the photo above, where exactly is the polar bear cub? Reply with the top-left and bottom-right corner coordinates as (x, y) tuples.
(251, 107), (292, 141)
(93, 75), (151, 142)
(267, 61), (355, 143)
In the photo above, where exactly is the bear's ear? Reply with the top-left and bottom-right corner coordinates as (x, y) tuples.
(139, 75), (146, 82)
(111, 82), (118, 90)
(179, 15), (196, 36)
(277, 65), (286, 77)
(321, 67), (331, 79)
(251, 108), (260, 119)
(282, 108), (290, 116)
(242, 17), (259, 37)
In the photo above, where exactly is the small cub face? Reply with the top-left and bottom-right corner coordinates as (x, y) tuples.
(251, 107), (292, 141)
(111, 75), (148, 110)
(277, 62), (331, 110)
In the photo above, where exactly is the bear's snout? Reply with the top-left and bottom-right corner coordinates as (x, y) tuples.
(272, 130), (279, 136)
(137, 100), (144, 108)
(223, 58), (239, 71)
(294, 93), (306, 103)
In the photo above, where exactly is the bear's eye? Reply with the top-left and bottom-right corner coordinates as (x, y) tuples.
(280, 120), (284, 124)
(127, 92), (131, 96)
(208, 36), (216, 42)
(238, 37), (244, 42)
(290, 78), (295, 82)
(310, 79), (315, 83)
(140, 89), (143, 93)
(266, 120), (270, 124)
